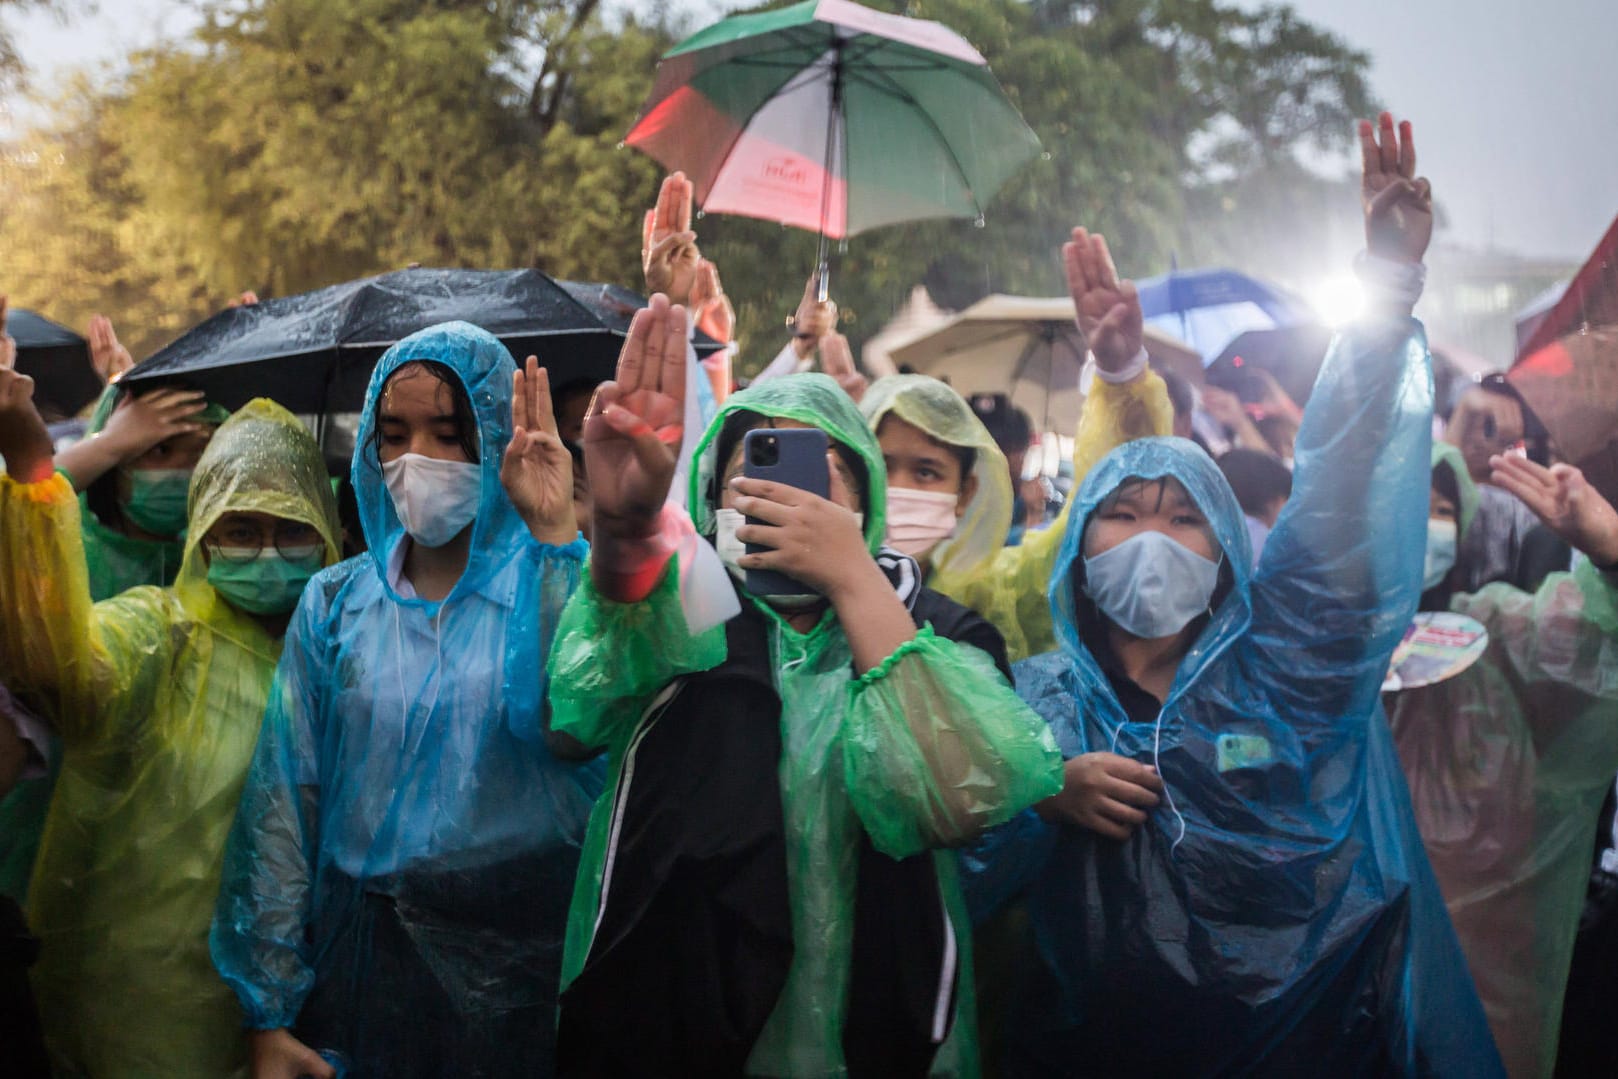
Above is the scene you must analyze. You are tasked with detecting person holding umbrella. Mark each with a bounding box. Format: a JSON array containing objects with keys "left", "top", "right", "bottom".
[
  {"left": 211, "top": 322, "right": 600, "bottom": 1078},
  {"left": 0, "top": 364, "right": 342, "bottom": 1076}
]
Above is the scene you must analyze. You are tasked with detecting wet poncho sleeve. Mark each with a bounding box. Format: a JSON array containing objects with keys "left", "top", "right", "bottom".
[
  {"left": 842, "top": 625, "right": 1063, "bottom": 860},
  {"left": 548, "top": 554, "right": 728, "bottom": 753},
  {"left": 0, "top": 473, "right": 171, "bottom": 736},
  {"left": 210, "top": 577, "right": 332, "bottom": 1030},
  {"left": 1247, "top": 320, "right": 1432, "bottom": 725},
  {"left": 932, "top": 371, "right": 1174, "bottom": 660}
]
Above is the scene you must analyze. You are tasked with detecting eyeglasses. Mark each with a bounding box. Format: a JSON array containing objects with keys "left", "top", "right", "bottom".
[{"left": 205, "top": 519, "right": 323, "bottom": 564}]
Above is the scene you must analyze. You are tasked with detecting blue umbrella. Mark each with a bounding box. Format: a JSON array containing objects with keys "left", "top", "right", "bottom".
[{"left": 1136, "top": 267, "right": 1313, "bottom": 364}]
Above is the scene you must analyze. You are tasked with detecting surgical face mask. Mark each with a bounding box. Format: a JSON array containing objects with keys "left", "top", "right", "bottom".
[
  {"left": 713, "top": 506, "right": 863, "bottom": 609},
  {"left": 207, "top": 545, "right": 324, "bottom": 616},
  {"left": 382, "top": 453, "right": 480, "bottom": 548},
  {"left": 123, "top": 468, "right": 192, "bottom": 536},
  {"left": 884, "top": 486, "right": 960, "bottom": 558},
  {"left": 1083, "top": 529, "right": 1221, "bottom": 639},
  {"left": 1424, "top": 518, "right": 1458, "bottom": 590}
]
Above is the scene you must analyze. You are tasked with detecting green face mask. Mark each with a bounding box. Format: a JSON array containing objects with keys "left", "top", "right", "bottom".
[
  {"left": 123, "top": 468, "right": 193, "bottom": 536},
  {"left": 206, "top": 545, "right": 324, "bottom": 616}
]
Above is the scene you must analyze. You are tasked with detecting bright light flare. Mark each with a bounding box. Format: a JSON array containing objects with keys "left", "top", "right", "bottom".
[{"left": 1309, "top": 275, "right": 1366, "bottom": 327}]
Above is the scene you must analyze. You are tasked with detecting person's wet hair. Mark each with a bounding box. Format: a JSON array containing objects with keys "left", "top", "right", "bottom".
[
  {"left": 1217, "top": 449, "right": 1293, "bottom": 518},
  {"left": 1476, "top": 373, "right": 1552, "bottom": 466},
  {"left": 371, "top": 360, "right": 480, "bottom": 464}
]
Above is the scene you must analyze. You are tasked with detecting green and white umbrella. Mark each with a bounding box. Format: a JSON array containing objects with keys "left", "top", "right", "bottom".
[{"left": 626, "top": 0, "right": 1041, "bottom": 292}]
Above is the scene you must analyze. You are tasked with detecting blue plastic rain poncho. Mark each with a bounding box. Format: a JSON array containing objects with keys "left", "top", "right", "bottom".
[
  {"left": 0, "top": 399, "right": 341, "bottom": 1077},
  {"left": 1387, "top": 442, "right": 1618, "bottom": 1077},
  {"left": 548, "top": 374, "right": 1063, "bottom": 1076},
  {"left": 965, "top": 320, "right": 1504, "bottom": 1076},
  {"left": 861, "top": 371, "right": 1174, "bottom": 662},
  {"left": 210, "top": 322, "right": 600, "bottom": 1077}
]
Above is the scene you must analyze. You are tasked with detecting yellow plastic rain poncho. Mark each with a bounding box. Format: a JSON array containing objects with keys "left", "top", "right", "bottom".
[
  {"left": 1387, "top": 442, "right": 1618, "bottom": 1078},
  {"left": 0, "top": 399, "right": 341, "bottom": 1077},
  {"left": 860, "top": 371, "right": 1174, "bottom": 661}
]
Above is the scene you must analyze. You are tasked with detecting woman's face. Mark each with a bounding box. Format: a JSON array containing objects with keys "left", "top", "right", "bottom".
[
  {"left": 718, "top": 418, "right": 863, "bottom": 515},
  {"left": 376, "top": 366, "right": 473, "bottom": 465},
  {"left": 1083, "top": 476, "right": 1217, "bottom": 562},
  {"left": 876, "top": 414, "right": 976, "bottom": 518}
]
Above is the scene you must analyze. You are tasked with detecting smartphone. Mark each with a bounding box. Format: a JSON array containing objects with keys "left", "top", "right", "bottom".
[{"left": 741, "top": 427, "right": 828, "bottom": 597}]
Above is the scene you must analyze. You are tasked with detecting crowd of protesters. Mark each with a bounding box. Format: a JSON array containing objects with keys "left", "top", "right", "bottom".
[{"left": 0, "top": 111, "right": 1615, "bottom": 1079}]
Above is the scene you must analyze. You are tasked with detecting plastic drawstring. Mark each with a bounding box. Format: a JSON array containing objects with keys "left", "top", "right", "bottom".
[{"left": 1152, "top": 706, "right": 1188, "bottom": 853}]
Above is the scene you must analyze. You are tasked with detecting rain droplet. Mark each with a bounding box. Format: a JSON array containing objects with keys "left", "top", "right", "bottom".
[
  {"left": 695, "top": 209, "right": 705, "bottom": 220},
  {"left": 616, "top": 141, "right": 626, "bottom": 150},
  {"left": 1041, "top": 151, "right": 1053, "bottom": 161},
  {"left": 973, "top": 215, "right": 987, "bottom": 229}
]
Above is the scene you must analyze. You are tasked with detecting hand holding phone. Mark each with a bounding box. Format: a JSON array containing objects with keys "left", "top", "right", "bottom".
[{"left": 741, "top": 427, "right": 829, "bottom": 597}]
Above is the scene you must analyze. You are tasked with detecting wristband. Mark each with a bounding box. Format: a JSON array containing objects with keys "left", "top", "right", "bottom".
[
  {"left": 593, "top": 504, "right": 691, "bottom": 603},
  {"left": 1090, "top": 345, "right": 1150, "bottom": 385},
  {"left": 1354, "top": 251, "right": 1426, "bottom": 309}
]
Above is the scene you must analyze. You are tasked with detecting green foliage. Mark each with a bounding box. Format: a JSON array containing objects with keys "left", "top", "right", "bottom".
[{"left": 1, "top": 0, "right": 1375, "bottom": 369}]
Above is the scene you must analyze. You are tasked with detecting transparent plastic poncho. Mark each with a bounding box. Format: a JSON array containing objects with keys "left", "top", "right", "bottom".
[
  {"left": 0, "top": 398, "right": 342, "bottom": 1076},
  {"left": 964, "top": 321, "right": 1504, "bottom": 1076},
  {"left": 1387, "top": 442, "right": 1618, "bottom": 1077},
  {"left": 862, "top": 371, "right": 1174, "bottom": 662},
  {"left": 210, "top": 322, "right": 601, "bottom": 1076},
  {"left": 549, "top": 373, "right": 1063, "bottom": 1076}
]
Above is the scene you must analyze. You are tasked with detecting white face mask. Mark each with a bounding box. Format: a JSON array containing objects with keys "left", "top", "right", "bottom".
[
  {"left": 382, "top": 453, "right": 481, "bottom": 548},
  {"left": 1424, "top": 518, "right": 1458, "bottom": 590},
  {"left": 713, "top": 506, "right": 863, "bottom": 608},
  {"left": 1083, "top": 529, "right": 1221, "bottom": 639},
  {"left": 884, "top": 486, "right": 960, "bottom": 558}
]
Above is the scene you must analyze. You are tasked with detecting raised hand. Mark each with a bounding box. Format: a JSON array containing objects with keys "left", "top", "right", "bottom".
[
  {"left": 1036, "top": 751, "right": 1164, "bottom": 841},
  {"left": 642, "top": 172, "right": 701, "bottom": 307},
  {"left": 789, "top": 273, "right": 838, "bottom": 359},
  {"left": 583, "top": 293, "right": 687, "bottom": 539},
  {"left": 689, "top": 259, "right": 735, "bottom": 344},
  {"left": 98, "top": 387, "right": 210, "bottom": 456},
  {"left": 1490, "top": 454, "right": 1618, "bottom": 567},
  {"left": 1359, "top": 112, "right": 1433, "bottom": 264},
  {"left": 501, "top": 356, "right": 577, "bottom": 545},
  {"left": 88, "top": 315, "right": 135, "bottom": 384},
  {"left": 1064, "top": 227, "right": 1144, "bottom": 375},
  {"left": 0, "top": 296, "right": 15, "bottom": 371},
  {"left": 0, "top": 365, "right": 56, "bottom": 483},
  {"left": 227, "top": 290, "right": 260, "bottom": 308},
  {"left": 819, "top": 332, "right": 867, "bottom": 404}
]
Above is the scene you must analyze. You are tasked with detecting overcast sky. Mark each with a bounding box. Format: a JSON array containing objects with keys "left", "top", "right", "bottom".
[{"left": 5, "top": 0, "right": 1613, "bottom": 262}]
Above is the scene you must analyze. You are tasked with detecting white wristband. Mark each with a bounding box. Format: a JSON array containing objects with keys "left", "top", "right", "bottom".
[
  {"left": 1090, "top": 345, "right": 1150, "bottom": 384},
  {"left": 1354, "top": 251, "right": 1426, "bottom": 309}
]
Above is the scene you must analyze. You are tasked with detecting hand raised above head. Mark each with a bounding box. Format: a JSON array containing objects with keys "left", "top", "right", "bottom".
[
  {"left": 1064, "top": 227, "right": 1143, "bottom": 376},
  {"left": 789, "top": 272, "right": 838, "bottom": 358},
  {"left": 87, "top": 314, "right": 136, "bottom": 384},
  {"left": 689, "top": 259, "right": 735, "bottom": 345},
  {"left": 583, "top": 293, "right": 688, "bottom": 539},
  {"left": 642, "top": 172, "right": 701, "bottom": 306},
  {"left": 819, "top": 332, "right": 867, "bottom": 404},
  {"left": 1359, "top": 112, "right": 1433, "bottom": 265},
  {"left": 0, "top": 365, "right": 55, "bottom": 482}
]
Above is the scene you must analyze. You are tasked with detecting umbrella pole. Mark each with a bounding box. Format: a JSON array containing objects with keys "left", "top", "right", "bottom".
[{"left": 815, "top": 41, "right": 845, "bottom": 304}]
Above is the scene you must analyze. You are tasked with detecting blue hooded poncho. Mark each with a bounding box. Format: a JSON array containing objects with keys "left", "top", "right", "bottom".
[
  {"left": 211, "top": 322, "right": 601, "bottom": 1077},
  {"left": 965, "top": 321, "right": 1504, "bottom": 1077}
]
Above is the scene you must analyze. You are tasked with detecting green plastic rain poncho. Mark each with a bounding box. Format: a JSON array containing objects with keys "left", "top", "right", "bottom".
[
  {"left": 210, "top": 323, "right": 600, "bottom": 1078},
  {"left": 0, "top": 399, "right": 341, "bottom": 1077},
  {"left": 861, "top": 371, "right": 1174, "bottom": 662},
  {"left": 549, "top": 373, "right": 1063, "bottom": 1076},
  {"left": 1386, "top": 441, "right": 1618, "bottom": 1077}
]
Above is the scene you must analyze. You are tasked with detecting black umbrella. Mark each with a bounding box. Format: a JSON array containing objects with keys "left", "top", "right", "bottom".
[
  {"left": 1205, "top": 324, "right": 1334, "bottom": 409},
  {"left": 121, "top": 268, "right": 721, "bottom": 414},
  {"left": 9, "top": 308, "right": 100, "bottom": 419}
]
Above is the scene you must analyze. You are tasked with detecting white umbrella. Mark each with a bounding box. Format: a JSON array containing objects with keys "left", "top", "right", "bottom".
[{"left": 886, "top": 293, "right": 1199, "bottom": 433}]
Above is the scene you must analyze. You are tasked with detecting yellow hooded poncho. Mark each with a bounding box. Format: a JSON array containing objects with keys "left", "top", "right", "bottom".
[
  {"left": 861, "top": 369, "right": 1175, "bottom": 660},
  {"left": 0, "top": 398, "right": 340, "bottom": 1077}
]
